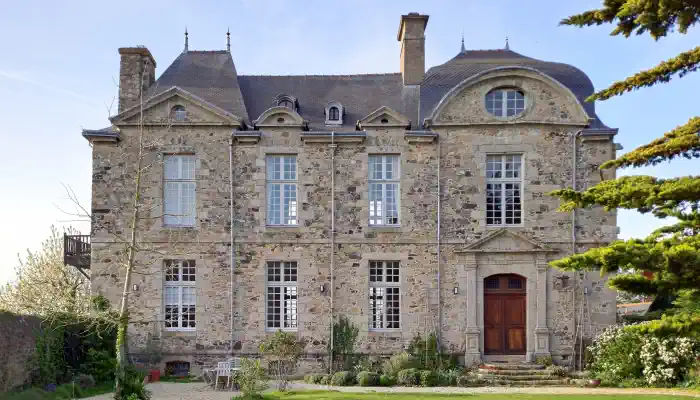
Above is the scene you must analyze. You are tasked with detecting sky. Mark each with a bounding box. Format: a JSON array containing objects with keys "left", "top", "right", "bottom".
[{"left": 0, "top": 0, "right": 698, "bottom": 285}]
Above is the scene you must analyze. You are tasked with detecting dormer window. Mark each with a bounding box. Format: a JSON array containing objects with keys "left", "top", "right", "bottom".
[
  {"left": 172, "top": 105, "right": 186, "bottom": 121},
  {"left": 325, "top": 101, "right": 344, "bottom": 125},
  {"left": 485, "top": 89, "right": 525, "bottom": 117},
  {"left": 275, "top": 94, "right": 298, "bottom": 112}
]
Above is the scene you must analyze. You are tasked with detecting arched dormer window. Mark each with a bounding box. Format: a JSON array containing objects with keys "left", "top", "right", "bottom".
[
  {"left": 325, "top": 101, "right": 344, "bottom": 125},
  {"left": 275, "top": 94, "right": 298, "bottom": 112},
  {"left": 485, "top": 89, "right": 525, "bottom": 117},
  {"left": 172, "top": 105, "right": 186, "bottom": 121}
]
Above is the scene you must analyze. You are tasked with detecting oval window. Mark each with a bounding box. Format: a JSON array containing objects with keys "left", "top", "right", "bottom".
[{"left": 485, "top": 89, "right": 525, "bottom": 117}]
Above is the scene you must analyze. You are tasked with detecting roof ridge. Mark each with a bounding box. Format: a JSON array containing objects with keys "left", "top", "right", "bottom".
[
  {"left": 239, "top": 72, "right": 400, "bottom": 78},
  {"left": 185, "top": 50, "right": 229, "bottom": 54}
]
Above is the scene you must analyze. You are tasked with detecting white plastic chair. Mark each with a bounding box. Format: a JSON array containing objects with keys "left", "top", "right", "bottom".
[{"left": 215, "top": 361, "right": 232, "bottom": 390}]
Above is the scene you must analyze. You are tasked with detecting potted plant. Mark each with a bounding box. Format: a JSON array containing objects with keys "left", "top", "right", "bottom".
[{"left": 145, "top": 334, "right": 163, "bottom": 382}]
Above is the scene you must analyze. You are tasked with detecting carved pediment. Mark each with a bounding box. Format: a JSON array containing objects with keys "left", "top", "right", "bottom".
[
  {"left": 111, "top": 86, "right": 243, "bottom": 126},
  {"left": 253, "top": 106, "right": 306, "bottom": 128},
  {"left": 359, "top": 106, "right": 410, "bottom": 128},
  {"left": 458, "top": 229, "right": 554, "bottom": 253}
]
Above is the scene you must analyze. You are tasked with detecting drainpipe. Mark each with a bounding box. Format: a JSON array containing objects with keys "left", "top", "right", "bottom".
[
  {"left": 436, "top": 135, "right": 442, "bottom": 348},
  {"left": 329, "top": 132, "right": 336, "bottom": 372},
  {"left": 229, "top": 136, "right": 236, "bottom": 354},
  {"left": 570, "top": 130, "right": 582, "bottom": 369}
]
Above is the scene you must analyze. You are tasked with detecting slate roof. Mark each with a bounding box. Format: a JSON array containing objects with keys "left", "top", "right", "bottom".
[
  {"left": 146, "top": 51, "right": 250, "bottom": 123},
  {"left": 421, "top": 49, "right": 611, "bottom": 129},
  {"left": 141, "top": 48, "right": 611, "bottom": 131},
  {"left": 238, "top": 74, "right": 419, "bottom": 130}
]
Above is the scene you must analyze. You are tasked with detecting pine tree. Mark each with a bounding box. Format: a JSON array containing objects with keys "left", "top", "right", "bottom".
[{"left": 550, "top": 0, "right": 700, "bottom": 335}]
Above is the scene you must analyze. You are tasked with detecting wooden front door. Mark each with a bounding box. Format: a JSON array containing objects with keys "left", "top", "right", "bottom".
[{"left": 483, "top": 274, "right": 526, "bottom": 355}]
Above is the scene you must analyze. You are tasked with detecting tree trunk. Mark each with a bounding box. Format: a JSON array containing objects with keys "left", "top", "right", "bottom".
[{"left": 114, "top": 87, "right": 146, "bottom": 399}]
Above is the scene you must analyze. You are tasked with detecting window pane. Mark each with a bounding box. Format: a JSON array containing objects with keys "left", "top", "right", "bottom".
[
  {"left": 386, "top": 288, "right": 400, "bottom": 329},
  {"left": 283, "top": 184, "right": 298, "bottom": 225},
  {"left": 164, "top": 156, "right": 179, "bottom": 180},
  {"left": 267, "top": 183, "right": 281, "bottom": 225},
  {"left": 486, "top": 156, "right": 502, "bottom": 179},
  {"left": 283, "top": 156, "right": 296, "bottom": 180},
  {"left": 267, "top": 287, "right": 281, "bottom": 328},
  {"left": 385, "top": 183, "right": 398, "bottom": 225},
  {"left": 486, "top": 183, "right": 503, "bottom": 225},
  {"left": 386, "top": 261, "right": 400, "bottom": 283},
  {"left": 267, "top": 262, "right": 281, "bottom": 282},
  {"left": 369, "top": 183, "right": 383, "bottom": 225},
  {"left": 369, "top": 156, "right": 383, "bottom": 180},
  {"left": 182, "top": 287, "right": 196, "bottom": 305},
  {"left": 284, "top": 262, "right": 298, "bottom": 282},
  {"left": 165, "top": 261, "right": 179, "bottom": 282},
  {"left": 369, "top": 287, "right": 385, "bottom": 329},
  {"left": 504, "top": 183, "right": 522, "bottom": 225},
  {"left": 182, "top": 260, "right": 196, "bottom": 282},
  {"left": 283, "top": 286, "right": 297, "bottom": 328}
]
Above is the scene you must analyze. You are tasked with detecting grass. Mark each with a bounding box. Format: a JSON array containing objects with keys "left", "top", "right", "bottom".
[
  {"left": 231, "top": 392, "right": 694, "bottom": 400},
  {"left": 0, "top": 381, "right": 113, "bottom": 400}
]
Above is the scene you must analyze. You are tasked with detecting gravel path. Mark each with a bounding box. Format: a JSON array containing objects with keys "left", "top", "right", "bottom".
[{"left": 83, "top": 381, "right": 700, "bottom": 399}]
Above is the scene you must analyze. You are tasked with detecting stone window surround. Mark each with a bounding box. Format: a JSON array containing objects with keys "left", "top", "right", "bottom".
[
  {"left": 360, "top": 252, "right": 409, "bottom": 336},
  {"left": 479, "top": 83, "right": 533, "bottom": 122},
  {"left": 368, "top": 260, "right": 402, "bottom": 331},
  {"left": 325, "top": 101, "right": 344, "bottom": 126},
  {"left": 265, "top": 260, "right": 299, "bottom": 332},
  {"left": 162, "top": 151, "right": 198, "bottom": 229},
  {"left": 460, "top": 251, "right": 551, "bottom": 364},
  {"left": 259, "top": 250, "right": 309, "bottom": 335},
  {"left": 368, "top": 154, "right": 401, "bottom": 227},
  {"left": 163, "top": 259, "right": 197, "bottom": 332},
  {"left": 258, "top": 147, "right": 304, "bottom": 232},
  {"left": 478, "top": 144, "right": 533, "bottom": 230},
  {"left": 485, "top": 153, "right": 524, "bottom": 227},
  {"left": 265, "top": 154, "right": 299, "bottom": 227}
]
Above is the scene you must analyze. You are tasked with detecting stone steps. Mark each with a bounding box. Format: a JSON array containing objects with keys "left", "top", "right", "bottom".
[
  {"left": 475, "top": 378, "right": 570, "bottom": 386},
  {"left": 477, "top": 373, "right": 560, "bottom": 381},
  {"left": 477, "top": 368, "right": 552, "bottom": 376},
  {"left": 481, "top": 363, "right": 545, "bottom": 370}
]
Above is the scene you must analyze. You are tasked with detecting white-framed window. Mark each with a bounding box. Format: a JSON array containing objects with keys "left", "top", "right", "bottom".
[
  {"left": 485, "top": 89, "right": 525, "bottom": 117},
  {"left": 164, "top": 259, "right": 196, "bottom": 331},
  {"left": 369, "top": 261, "right": 401, "bottom": 330},
  {"left": 164, "top": 155, "right": 196, "bottom": 227},
  {"left": 486, "top": 154, "right": 523, "bottom": 226},
  {"left": 171, "top": 105, "right": 186, "bottom": 121},
  {"left": 266, "top": 155, "right": 298, "bottom": 226},
  {"left": 369, "top": 155, "right": 400, "bottom": 226},
  {"left": 266, "top": 261, "right": 298, "bottom": 331}
]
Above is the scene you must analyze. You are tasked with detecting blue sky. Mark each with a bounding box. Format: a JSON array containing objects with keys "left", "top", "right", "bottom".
[{"left": 0, "top": 0, "right": 698, "bottom": 284}]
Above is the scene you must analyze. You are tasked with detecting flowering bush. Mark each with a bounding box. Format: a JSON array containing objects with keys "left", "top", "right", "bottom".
[
  {"left": 588, "top": 324, "right": 698, "bottom": 386},
  {"left": 640, "top": 336, "right": 696, "bottom": 385},
  {"left": 588, "top": 325, "right": 643, "bottom": 383}
]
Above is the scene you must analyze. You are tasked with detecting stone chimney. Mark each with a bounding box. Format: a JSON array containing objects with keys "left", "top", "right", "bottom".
[
  {"left": 397, "top": 13, "right": 429, "bottom": 86},
  {"left": 118, "top": 47, "right": 156, "bottom": 113}
]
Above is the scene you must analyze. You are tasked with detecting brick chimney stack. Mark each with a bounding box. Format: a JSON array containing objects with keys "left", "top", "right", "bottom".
[
  {"left": 397, "top": 13, "right": 429, "bottom": 86},
  {"left": 118, "top": 47, "right": 156, "bottom": 113}
]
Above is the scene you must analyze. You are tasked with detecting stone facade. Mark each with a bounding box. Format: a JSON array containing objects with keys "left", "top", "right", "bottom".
[{"left": 85, "top": 13, "right": 617, "bottom": 374}]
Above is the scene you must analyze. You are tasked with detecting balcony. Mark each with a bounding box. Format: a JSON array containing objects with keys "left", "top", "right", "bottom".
[{"left": 64, "top": 234, "right": 91, "bottom": 270}]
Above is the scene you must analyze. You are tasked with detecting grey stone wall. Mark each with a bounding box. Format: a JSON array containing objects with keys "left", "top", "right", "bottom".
[{"left": 89, "top": 69, "right": 616, "bottom": 373}]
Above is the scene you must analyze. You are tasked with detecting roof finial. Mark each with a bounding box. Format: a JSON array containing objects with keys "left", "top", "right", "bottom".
[
  {"left": 184, "top": 27, "right": 189, "bottom": 53},
  {"left": 505, "top": 36, "right": 510, "bottom": 50},
  {"left": 460, "top": 30, "right": 466, "bottom": 53},
  {"left": 226, "top": 27, "right": 231, "bottom": 52}
]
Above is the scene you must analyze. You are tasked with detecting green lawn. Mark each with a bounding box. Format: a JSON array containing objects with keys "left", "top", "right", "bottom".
[{"left": 237, "top": 391, "right": 692, "bottom": 400}]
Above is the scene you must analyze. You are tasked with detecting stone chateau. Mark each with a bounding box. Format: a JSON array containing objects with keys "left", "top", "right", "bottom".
[{"left": 78, "top": 13, "right": 617, "bottom": 374}]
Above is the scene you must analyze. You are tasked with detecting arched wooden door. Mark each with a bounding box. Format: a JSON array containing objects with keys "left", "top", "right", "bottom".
[{"left": 484, "top": 274, "right": 526, "bottom": 355}]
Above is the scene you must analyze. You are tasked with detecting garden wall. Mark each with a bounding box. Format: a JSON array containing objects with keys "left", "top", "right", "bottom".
[{"left": 0, "top": 312, "right": 42, "bottom": 392}]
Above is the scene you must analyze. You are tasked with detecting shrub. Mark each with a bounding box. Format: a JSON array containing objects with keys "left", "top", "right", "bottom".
[
  {"left": 588, "top": 325, "right": 644, "bottom": 384},
  {"left": 419, "top": 370, "right": 439, "bottom": 387},
  {"left": 82, "top": 349, "right": 116, "bottom": 383},
  {"left": 330, "top": 371, "right": 354, "bottom": 386},
  {"left": 382, "top": 352, "right": 413, "bottom": 377},
  {"left": 259, "top": 330, "right": 305, "bottom": 391},
  {"left": 52, "top": 385, "right": 72, "bottom": 399},
  {"left": 379, "top": 374, "right": 395, "bottom": 387},
  {"left": 74, "top": 373, "right": 96, "bottom": 389},
  {"left": 396, "top": 368, "right": 419, "bottom": 386},
  {"left": 437, "top": 369, "right": 460, "bottom": 386},
  {"left": 535, "top": 356, "right": 553, "bottom": 367},
  {"left": 640, "top": 335, "right": 697, "bottom": 385},
  {"left": 356, "top": 371, "right": 379, "bottom": 386},
  {"left": 352, "top": 356, "right": 383, "bottom": 374},
  {"left": 457, "top": 375, "right": 475, "bottom": 387},
  {"left": 11, "top": 388, "right": 49, "bottom": 400},
  {"left": 117, "top": 369, "right": 151, "bottom": 400},
  {"left": 546, "top": 365, "right": 569, "bottom": 377},
  {"left": 319, "top": 374, "right": 331, "bottom": 385},
  {"left": 235, "top": 358, "right": 267, "bottom": 396}
]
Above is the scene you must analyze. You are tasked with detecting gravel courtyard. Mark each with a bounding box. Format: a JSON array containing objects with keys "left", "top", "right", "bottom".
[{"left": 83, "top": 382, "right": 700, "bottom": 400}]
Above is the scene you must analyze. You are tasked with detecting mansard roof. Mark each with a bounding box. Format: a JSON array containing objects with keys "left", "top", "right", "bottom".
[
  {"left": 238, "top": 74, "right": 418, "bottom": 130},
  {"left": 140, "top": 47, "right": 611, "bottom": 131},
  {"left": 421, "top": 48, "right": 611, "bottom": 129}
]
